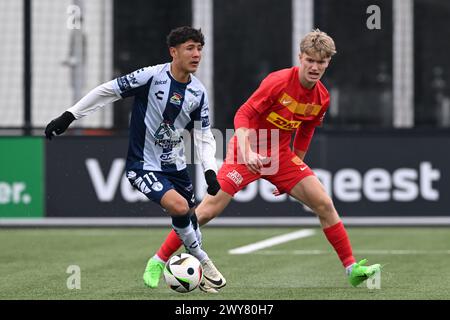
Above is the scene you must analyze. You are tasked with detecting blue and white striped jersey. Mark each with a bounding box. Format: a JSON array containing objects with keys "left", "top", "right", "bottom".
[{"left": 111, "top": 63, "right": 211, "bottom": 172}]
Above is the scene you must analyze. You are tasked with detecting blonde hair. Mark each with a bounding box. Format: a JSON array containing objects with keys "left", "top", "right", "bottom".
[{"left": 300, "top": 29, "right": 336, "bottom": 59}]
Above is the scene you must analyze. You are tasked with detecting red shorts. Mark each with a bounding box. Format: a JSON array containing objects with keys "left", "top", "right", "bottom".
[{"left": 217, "top": 152, "right": 315, "bottom": 196}]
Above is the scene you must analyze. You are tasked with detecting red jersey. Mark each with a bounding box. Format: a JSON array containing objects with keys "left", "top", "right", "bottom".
[{"left": 232, "top": 66, "right": 330, "bottom": 158}]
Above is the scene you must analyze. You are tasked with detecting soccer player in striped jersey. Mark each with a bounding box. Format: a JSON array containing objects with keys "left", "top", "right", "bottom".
[
  {"left": 147, "top": 29, "right": 381, "bottom": 293},
  {"left": 44, "top": 26, "right": 226, "bottom": 292}
]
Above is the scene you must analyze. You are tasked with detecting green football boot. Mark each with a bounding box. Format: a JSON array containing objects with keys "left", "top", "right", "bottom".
[
  {"left": 348, "top": 259, "right": 381, "bottom": 287},
  {"left": 143, "top": 257, "right": 165, "bottom": 288}
]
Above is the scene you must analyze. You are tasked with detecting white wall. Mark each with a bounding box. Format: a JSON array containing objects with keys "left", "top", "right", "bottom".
[
  {"left": 0, "top": 0, "right": 24, "bottom": 127},
  {"left": 31, "top": 0, "right": 113, "bottom": 128}
]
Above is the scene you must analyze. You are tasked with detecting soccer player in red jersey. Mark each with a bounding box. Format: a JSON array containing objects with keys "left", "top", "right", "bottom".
[{"left": 145, "top": 29, "right": 381, "bottom": 292}]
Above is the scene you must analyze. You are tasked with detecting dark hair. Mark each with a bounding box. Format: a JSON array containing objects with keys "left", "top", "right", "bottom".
[{"left": 166, "top": 26, "right": 205, "bottom": 47}]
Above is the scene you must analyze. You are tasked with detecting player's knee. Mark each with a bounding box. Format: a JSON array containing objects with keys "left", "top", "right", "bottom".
[
  {"left": 167, "top": 199, "right": 190, "bottom": 216},
  {"left": 311, "top": 197, "right": 335, "bottom": 216}
]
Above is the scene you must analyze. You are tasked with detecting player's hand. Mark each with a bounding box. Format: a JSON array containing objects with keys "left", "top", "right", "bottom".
[
  {"left": 272, "top": 188, "right": 283, "bottom": 196},
  {"left": 245, "top": 150, "right": 266, "bottom": 174},
  {"left": 44, "top": 111, "right": 76, "bottom": 140},
  {"left": 204, "top": 170, "right": 221, "bottom": 195}
]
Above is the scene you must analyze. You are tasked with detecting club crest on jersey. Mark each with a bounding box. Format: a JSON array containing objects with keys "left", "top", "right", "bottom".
[
  {"left": 184, "top": 99, "right": 197, "bottom": 113},
  {"left": 154, "top": 122, "right": 183, "bottom": 148},
  {"left": 170, "top": 92, "right": 183, "bottom": 105},
  {"left": 304, "top": 104, "right": 315, "bottom": 116},
  {"left": 278, "top": 93, "right": 322, "bottom": 116}
]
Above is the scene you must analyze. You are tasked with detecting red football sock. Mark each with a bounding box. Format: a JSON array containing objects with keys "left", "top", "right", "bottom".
[
  {"left": 323, "top": 221, "right": 356, "bottom": 268},
  {"left": 156, "top": 229, "right": 183, "bottom": 262}
]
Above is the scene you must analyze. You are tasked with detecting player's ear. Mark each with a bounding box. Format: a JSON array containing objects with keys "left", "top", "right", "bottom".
[{"left": 169, "top": 46, "right": 178, "bottom": 59}]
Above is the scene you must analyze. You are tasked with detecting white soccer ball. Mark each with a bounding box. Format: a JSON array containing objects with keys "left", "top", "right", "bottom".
[{"left": 163, "top": 253, "right": 203, "bottom": 293}]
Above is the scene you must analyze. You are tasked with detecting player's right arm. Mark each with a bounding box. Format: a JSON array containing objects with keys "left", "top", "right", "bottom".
[
  {"left": 234, "top": 128, "right": 266, "bottom": 174},
  {"left": 44, "top": 66, "right": 157, "bottom": 140},
  {"left": 234, "top": 73, "right": 281, "bottom": 174}
]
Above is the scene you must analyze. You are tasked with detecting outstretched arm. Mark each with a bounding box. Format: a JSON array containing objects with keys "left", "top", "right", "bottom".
[
  {"left": 44, "top": 80, "right": 120, "bottom": 140},
  {"left": 45, "top": 65, "right": 157, "bottom": 140}
]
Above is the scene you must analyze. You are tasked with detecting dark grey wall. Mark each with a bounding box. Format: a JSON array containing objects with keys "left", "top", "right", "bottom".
[{"left": 45, "top": 132, "right": 449, "bottom": 217}]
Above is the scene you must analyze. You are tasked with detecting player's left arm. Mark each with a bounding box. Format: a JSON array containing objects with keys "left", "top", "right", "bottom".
[
  {"left": 294, "top": 148, "right": 307, "bottom": 161},
  {"left": 273, "top": 116, "right": 321, "bottom": 197},
  {"left": 292, "top": 98, "right": 329, "bottom": 160},
  {"left": 192, "top": 92, "right": 220, "bottom": 195},
  {"left": 293, "top": 121, "right": 316, "bottom": 161}
]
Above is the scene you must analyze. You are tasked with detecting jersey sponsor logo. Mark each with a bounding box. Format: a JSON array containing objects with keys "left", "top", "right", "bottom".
[
  {"left": 154, "top": 122, "right": 183, "bottom": 148},
  {"left": 160, "top": 152, "right": 176, "bottom": 163},
  {"left": 266, "top": 112, "right": 302, "bottom": 131},
  {"left": 155, "top": 91, "right": 164, "bottom": 100},
  {"left": 170, "top": 92, "right": 183, "bottom": 105},
  {"left": 154, "top": 79, "right": 168, "bottom": 85},
  {"left": 226, "top": 170, "right": 243, "bottom": 186},
  {"left": 278, "top": 93, "right": 322, "bottom": 116}
]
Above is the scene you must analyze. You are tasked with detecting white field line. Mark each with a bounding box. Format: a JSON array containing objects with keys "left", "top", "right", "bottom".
[
  {"left": 228, "top": 229, "right": 316, "bottom": 255},
  {"left": 252, "top": 249, "right": 450, "bottom": 255}
]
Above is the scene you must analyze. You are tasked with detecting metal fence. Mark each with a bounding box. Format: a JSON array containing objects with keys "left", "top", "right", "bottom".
[{"left": 1, "top": 0, "right": 450, "bottom": 133}]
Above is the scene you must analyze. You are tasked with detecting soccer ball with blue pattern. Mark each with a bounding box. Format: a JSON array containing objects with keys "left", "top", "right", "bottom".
[{"left": 163, "top": 253, "right": 203, "bottom": 293}]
